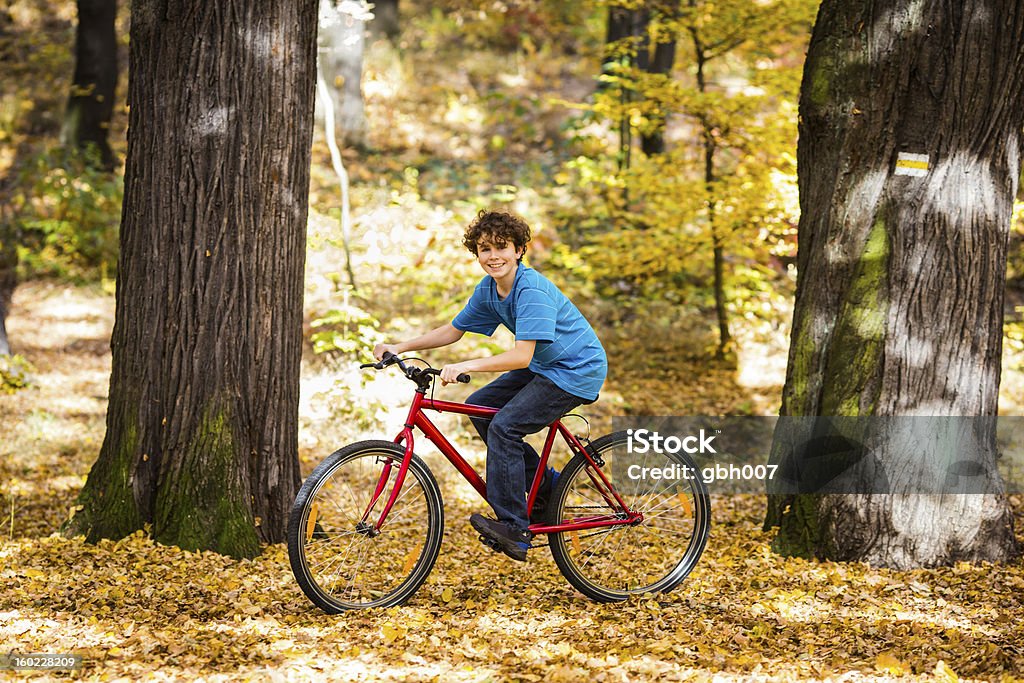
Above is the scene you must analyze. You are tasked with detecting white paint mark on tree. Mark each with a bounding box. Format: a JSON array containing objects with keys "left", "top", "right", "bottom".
[
  {"left": 193, "top": 106, "right": 234, "bottom": 137},
  {"left": 894, "top": 152, "right": 929, "bottom": 176}
]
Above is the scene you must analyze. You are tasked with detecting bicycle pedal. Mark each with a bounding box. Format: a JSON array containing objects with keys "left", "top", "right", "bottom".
[{"left": 478, "top": 535, "right": 501, "bottom": 551}]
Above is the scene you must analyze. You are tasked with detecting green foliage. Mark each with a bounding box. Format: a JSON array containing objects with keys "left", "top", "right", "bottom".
[
  {"left": 1007, "top": 199, "right": 1024, "bottom": 282},
  {"left": 12, "top": 147, "right": 122, "bottom": 281},
  {"left": 0, "top": 354, "right": 34, "bottom": 394},
  {"left": 552, "top": 0, "right": 812, "bottom": 333},
  {"left": 1005, "top": 314, "right": 1024, "bottom": 373},
  {"left": 408, "top": 0, "right": 601, "bottom": 53},
  {"left": 310, "top": 296, "right": 385, "bottom": 356}
]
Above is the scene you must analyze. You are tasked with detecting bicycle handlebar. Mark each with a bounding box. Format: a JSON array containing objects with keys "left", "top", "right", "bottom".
[{"left": 360, "top": 352, "right": 470, "bottom": 384}]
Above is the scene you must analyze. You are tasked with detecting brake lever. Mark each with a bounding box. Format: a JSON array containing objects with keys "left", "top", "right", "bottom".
[{"left": 360, "top": 351, "right": 399, "bottom": 371}]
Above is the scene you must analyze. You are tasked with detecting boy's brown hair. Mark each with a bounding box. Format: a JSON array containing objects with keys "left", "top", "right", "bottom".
[{"left": 462, "top": 210, "right": 531, "bottom": 262}]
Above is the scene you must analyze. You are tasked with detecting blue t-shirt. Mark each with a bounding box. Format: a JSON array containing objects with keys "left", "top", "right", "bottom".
[{"left": 451, "top": 265, "right": 607, "bottom": 401}]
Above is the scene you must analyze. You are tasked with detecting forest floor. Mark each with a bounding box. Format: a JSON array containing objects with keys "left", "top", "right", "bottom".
[{"left": 2, "top": 281, "right": 1024, "bottom": 682}]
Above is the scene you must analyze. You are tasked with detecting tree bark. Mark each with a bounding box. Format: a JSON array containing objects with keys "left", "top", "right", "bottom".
[
  {"left": 603, "top": 5, "right": 651, "bottom": 171},
  {"left": 62, "top": 0, "right": 118, "bottom": 170},
  {"left": 766, "top": 0, "right": 1023, "bottom": 568},
  {"left": 0, "top": 217, "right": 14, "bottom": 356},
  {"left": 0, "top": 163, "right": 17, "bottom": 355},
  {"left": 641, "top": 1, "right": 680, "bottom": 156},
  {"left": 68, "top": 0, "right": 318, "bottom": 558}
]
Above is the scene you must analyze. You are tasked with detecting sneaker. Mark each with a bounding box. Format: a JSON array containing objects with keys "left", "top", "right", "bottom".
[
  {"left": 470, "top": 514, "right": 532, "bottom": 562},
  {"left": 529, "top": 467, "right": 560, "bottom": 523}
]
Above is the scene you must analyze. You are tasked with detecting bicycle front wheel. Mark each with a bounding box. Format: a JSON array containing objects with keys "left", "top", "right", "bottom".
[
  {"left": 548, "top": 430, "right": 710, "bottom": 602},
  {"left": 287, "top": 440, "right": 444, "bottom": 612}
]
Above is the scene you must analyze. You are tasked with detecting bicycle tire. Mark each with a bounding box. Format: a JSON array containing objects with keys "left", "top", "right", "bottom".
[
  {"left": 287, "top": 440, "right": 444, "bottom": 612},
  {"left": 547, "top": 430, "right": 710, "bottom": 602}
]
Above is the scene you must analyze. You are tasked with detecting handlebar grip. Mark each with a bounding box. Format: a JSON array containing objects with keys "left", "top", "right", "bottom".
[{"left": 457, "top": 374, "right": 471, "bottom": 384}]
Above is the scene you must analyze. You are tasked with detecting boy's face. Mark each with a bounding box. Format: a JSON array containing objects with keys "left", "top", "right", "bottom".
[{"left": 475, "top": 235, "right": 522, "bottom": 280}]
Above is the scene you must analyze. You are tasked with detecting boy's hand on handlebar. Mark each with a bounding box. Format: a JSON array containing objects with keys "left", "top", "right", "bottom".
[
  {"left": 440, "top": 362, "right": 471, "bottom": 385},
  {"left": 373, "top": 343, "right": 401, "bottom": 361}
]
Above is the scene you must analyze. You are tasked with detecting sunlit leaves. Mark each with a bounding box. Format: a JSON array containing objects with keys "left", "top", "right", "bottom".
[
  {"left": 2, "top": 496, "right": 1023, "bottom": 679},
  {"left": 555, "top": 0, "right": 815, "bottom": 332}
]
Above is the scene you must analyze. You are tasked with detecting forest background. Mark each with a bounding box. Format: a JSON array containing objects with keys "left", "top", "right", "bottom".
[{"left": 1, "top": 0, "right": 1023, "bottom": 680}]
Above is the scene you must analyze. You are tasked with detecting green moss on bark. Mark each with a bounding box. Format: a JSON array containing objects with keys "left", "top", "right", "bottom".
[
  {"left": 783, "top": 306, "right": 815, "bottom": 415},
  {"left": 65, "top": 414, "right": 143, "bottom": 541},
  {"left": 807, "top": 53, "right": 834, "bottom": 108},
  {"left": 771, "top": 494, "right": 832, "bottom": 558},
  {"left": 821, "top": 213, "right": 889, "bottom": 416},
  {"left": 771, "top": 215, "right": 889, "bottom": 555},
  {"left": 154, "top": 403, "right": 260, "bottom": 559}
]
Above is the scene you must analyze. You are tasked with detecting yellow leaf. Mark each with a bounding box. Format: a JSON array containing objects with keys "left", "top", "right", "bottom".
[
  {"left": 403, "top": 550, "right": 418, "bottom": 573},
  {"left": 875, "top": 652, "right": 905, "bottom": 675},
  {"left": 382, "top": 623, "right": 399, "bottom": 644},
  {"left": 934, "top": 660, "right": 959, "bottom": 682},
  {"left": 441, "top": 587, "right": 454, "bottom": 603}
]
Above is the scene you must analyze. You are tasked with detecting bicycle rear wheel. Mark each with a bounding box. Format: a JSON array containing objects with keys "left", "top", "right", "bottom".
[
  {"left": 287, "top": 440, "right": 444, "bottom": 612},
  {"left": 547, "top": 430, "right": 710, "bottom": 602}
]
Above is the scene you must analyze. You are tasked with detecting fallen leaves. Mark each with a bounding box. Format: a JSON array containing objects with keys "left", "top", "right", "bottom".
[
  {"left": 5, "top": 287, "right": 1024, "bottom": 681},
  {"left": 9, "top": 494, "right": 1020, "bottom": 681}
]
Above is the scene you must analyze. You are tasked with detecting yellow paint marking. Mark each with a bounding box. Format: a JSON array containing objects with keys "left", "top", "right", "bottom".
[{"left": 894, "top": 152, "right": 929, "bottom": 177}]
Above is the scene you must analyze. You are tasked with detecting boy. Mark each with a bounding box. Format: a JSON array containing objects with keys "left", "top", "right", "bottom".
[{"left": 373, "top": 210, "right": 607, "bottom": 561}]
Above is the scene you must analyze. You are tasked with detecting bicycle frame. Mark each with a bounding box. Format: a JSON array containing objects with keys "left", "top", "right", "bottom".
[{"left": 363, "top": 387, "right": 643, "bottom": 535}]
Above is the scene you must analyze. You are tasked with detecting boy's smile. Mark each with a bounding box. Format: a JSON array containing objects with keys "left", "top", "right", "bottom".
[{"left": 476, "top": 237, "right": 522, "bottom": 295}]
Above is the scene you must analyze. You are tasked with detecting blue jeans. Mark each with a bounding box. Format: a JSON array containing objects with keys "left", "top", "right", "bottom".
[{"left": 467, "top": 369, "right": 587, "bottom": 531}]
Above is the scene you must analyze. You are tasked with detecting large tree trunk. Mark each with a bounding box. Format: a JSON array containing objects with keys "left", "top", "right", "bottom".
[
  {"left": 765, "top": 0, "right": 1023, "bottom": 568},
  {"left": 62, "top": 0, "right": 118, "bottom": 170},
  {"left": 67, "top": 0, "right": 318, "bottom": 558}
]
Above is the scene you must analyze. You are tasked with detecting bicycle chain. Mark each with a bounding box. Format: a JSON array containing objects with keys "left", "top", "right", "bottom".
[{"left": 530, "top": 506, "right": 630, "bottom": 548}]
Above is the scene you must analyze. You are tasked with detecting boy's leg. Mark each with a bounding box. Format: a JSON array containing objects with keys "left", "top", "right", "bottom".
[
  {"left": 466, "top": 369, "right": 543, "bottom": 483},
  {"left": 483, "top": 374, "right": 583, "bottom": 531}
]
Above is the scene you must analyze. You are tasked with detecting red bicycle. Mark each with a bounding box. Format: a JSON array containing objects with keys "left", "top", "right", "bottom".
[{"left": 287, "top": 353, "right": 710, "bottom": 612}]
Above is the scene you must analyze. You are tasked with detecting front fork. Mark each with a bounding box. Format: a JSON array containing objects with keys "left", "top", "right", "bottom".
[{"left": 354, "top": 427, "right": 416, "bottom": 534}]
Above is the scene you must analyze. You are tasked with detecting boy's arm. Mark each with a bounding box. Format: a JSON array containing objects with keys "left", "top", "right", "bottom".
[
  {"left": 439, "top": 340, "right": 536, "bottom": 383},
  {"left": 374, "top": 323, "right": 465, "bottom": 360}
]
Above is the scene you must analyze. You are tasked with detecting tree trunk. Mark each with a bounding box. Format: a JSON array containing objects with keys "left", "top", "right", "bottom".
[
  {"left": 640, "top": 1, "right": 680, "bottom": 156},
  {"left": 62, "top": 0, "right": 118, "bottom": 170},
  {"left": 765, "top": 0, "right": 1023, "bottom": 568},
  {"left": 0, "top": 161, "right": 17, "bottom": 355},
  {"left": 318, "top": 0, "right": 369, "bottom": 149},
  {"left": 603, "top": 5, "right": 642, "bottom": 79},
  {"left": 0, "top": 221, "right": 14, "bottom": 356},
  {"left": 67, "top": 0, "right": 318, "bottom": 558},
  {"left": 368, "top": 0, "right": 399, "bottom": 42},
  {"left": 693, "top": 42, "right": 732, "bottom": 356}
]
